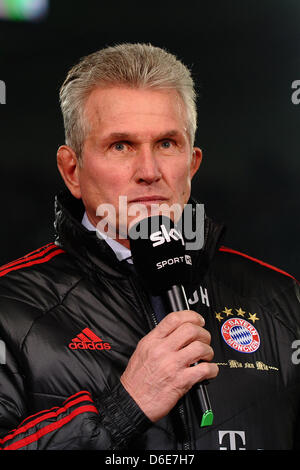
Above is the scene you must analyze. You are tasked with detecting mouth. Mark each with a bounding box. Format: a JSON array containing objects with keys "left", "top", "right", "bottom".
[
  {"left": 127, "top": 196, "right": 182, "bottom": 224},
  {"left": 129, "top": 196, "right": 168, "bottom": 204}
]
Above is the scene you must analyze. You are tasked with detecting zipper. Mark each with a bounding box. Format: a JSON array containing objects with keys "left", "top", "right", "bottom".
[
  {"left": 129, "top": 277, "right": 192, "bottom": 450},
  {"left": 129, "top": 276, "right": 158, "bottom": 329},
  {"left": 178, "top": 402, "right": 192, "bottom": 451}
]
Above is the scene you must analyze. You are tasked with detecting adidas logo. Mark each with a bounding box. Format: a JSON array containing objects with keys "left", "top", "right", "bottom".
[{"left": 68, "top": 327, "right": 111, "bottom": 350}]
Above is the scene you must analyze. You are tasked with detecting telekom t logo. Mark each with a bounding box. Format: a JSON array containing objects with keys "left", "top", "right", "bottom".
[{"left": 218, "top": 430, "right": 246, "bottom": 450}]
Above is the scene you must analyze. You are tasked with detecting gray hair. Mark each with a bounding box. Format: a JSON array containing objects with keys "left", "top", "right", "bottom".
[{"left": 59, "top": 43, "right": 197, "bottom": 163}]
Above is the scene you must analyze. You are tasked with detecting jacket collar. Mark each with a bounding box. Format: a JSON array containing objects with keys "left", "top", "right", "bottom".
[{"left": 54, "top": 190, "right": 226, "bottom": 282}]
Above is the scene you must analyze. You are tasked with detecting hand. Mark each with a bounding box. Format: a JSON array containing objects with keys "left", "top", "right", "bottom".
[{"left": 120, "top": 310, "right": 218, "bottom": 422}]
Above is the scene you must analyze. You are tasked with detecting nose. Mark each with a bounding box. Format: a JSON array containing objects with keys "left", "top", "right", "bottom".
[{"left": 134, "top": 145, "right": 162, "bottom": 184}]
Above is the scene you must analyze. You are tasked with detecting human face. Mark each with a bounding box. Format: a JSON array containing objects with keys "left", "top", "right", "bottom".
[{"left": 61, "top": 86, "right": 201, "bottom": 247}]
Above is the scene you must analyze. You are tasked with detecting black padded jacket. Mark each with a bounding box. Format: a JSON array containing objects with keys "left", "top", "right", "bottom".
[{"left": 0, "top": 191, "right": 299, "bottom": 450}]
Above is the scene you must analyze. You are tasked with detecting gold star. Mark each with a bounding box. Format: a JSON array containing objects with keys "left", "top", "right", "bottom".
[
  {"left": 222, "top": 307, "right": 233, "bottom": 316},
  {"left": 215, "top": 312, "right": 224, "bottom": 322},
  {"left": 236, "top": 307, "right": 246, "bottom": 317},
  {"left": 248, "top": 312, "right": 259, "bottom": 323}
]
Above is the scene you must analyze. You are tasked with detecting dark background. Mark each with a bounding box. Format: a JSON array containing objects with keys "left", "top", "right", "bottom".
[{"left": 0, "top": 0, "right": 299, "bottom": 279}]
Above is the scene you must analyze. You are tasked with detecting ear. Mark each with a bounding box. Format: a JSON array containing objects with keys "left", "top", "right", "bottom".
[
  {"left": 57, "top": 145, "right": 82, "bottom": 199},
  {"left": 190, "top": 147, "right": 202, "bottom": 178}
]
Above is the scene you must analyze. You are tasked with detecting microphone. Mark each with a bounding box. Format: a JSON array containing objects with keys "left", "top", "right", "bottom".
[{"left": 128, "top": 215, "right": 214, "bottom": 427}]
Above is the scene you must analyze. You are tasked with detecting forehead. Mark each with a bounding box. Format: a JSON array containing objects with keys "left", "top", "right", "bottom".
[{"left": 83, "top": 86, "right": 189, "bottom": 138}]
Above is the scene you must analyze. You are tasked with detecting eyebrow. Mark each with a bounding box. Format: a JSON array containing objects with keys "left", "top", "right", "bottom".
[{"left": 103, "top": 129, "right": 184, "bottom": 142}]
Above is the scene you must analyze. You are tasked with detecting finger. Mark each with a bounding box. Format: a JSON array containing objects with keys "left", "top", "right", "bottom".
[
  {"left": 163, "top": 322, "right": 211, "bottom": 352},
  {"left": 153, "top": 310, "right": 205, "bottom": 339},
  {"left": 176, "top": 341, "right": 215, "bottom": 367},
  {"left": 182, "top": 361, "right": 219, "bottom": 388}
]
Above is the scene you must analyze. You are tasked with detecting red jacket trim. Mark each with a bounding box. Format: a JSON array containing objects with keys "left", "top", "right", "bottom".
[
  {"left": 0, "top": 243, "right": 64, "bottom": 278},
  {"left": 4, "top": 405, "right": 98, "bottom": 450},
  {"left": 1, "top": 391, "right": 98, "bottom": 450},
  {"left": 219, "top": 245, "right": 297, "bottom": 281}
]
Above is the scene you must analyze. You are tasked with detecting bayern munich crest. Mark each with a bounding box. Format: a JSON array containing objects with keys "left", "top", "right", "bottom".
[{"left": 221, "top": 318, "right": 260, "bottom": 353}]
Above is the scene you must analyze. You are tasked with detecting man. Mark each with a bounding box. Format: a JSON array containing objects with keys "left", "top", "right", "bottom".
[{"left": 0, "top": 43, "right": 299, "bottom": 450}]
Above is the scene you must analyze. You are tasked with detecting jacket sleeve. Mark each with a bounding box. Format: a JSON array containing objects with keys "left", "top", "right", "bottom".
[{"left": 0, "top": 343, "right": 150, "bottom": 450}]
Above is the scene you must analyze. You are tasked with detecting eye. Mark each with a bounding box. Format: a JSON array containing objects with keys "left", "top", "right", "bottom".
[
  {"left": 113, "top": 142, "right": 127, "bottom": 151},
  {"left": 160, "top": 140, "right": 174, "bottom": 149}
]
